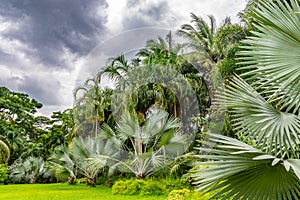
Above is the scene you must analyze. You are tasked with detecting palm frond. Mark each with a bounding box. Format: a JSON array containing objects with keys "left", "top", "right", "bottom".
[
  {"left": 238, "top": 0, "right": 300, "bottom": 114},
  {"left": 222, "top": 76, "right": 300, "bottom": 158},
  {"left": 194, "top": 134, "right": 300, "bottom": 200}
]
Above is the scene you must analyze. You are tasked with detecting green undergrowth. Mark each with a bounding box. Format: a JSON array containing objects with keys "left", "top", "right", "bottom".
[
  {"left": 112, "top": 178, "right": 191, "bottom": 196},
  {"left": 112, "top": 179, "right": 232, "bottom": 200}
]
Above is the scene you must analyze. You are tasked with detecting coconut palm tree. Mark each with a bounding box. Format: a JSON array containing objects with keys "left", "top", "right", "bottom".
[
  {"left": 109, "top": 32, "right": 210, "bottom": 123},
  {"left": 137, "top": 31, "right": 184, "bottom": 66},
  {"left": 178, "top": 13, "right": 248, "bottom": 76},
  {"left": 101, "top": 54, "right": 131, "bottom": 83},
  {"left": 178, "top": 13, "right": 219, "bottom": 63},
  {"left": 193, "top": 0, "right": 300, "bottom": 199}
]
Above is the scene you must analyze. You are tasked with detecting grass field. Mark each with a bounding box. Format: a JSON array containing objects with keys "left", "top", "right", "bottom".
[{"left": 0, "top": 183, "right": 168, "bottom": 200}]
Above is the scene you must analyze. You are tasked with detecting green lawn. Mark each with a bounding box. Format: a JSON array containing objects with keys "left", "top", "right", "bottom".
[{"left": 0, "top": 183, "right": 168, "bottom": 200}]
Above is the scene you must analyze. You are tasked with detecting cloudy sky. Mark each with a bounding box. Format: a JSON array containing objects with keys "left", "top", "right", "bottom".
[{"left": 0, "top": 0, "right": 247, "bottom": 116}]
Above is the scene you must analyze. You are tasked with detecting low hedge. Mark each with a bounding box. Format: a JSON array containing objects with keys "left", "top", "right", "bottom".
[{"left": 112, "top": 178, "right": 190, "bottom": 196}]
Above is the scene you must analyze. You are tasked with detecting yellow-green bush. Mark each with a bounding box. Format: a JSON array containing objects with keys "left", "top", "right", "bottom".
[
  {"left": 112, "top": 179, "right": 167, "bottom": 196},
  {"left": 0, "top": 164, "right": 8, "bottom": 183},
  {"left": 112, "top": 180, "right": 129, "bottom": 195},
  {"left": 168, "top": 189, "right": 191, "bottom": 200},
  {"left": 139, "top": 180, "right": 164, "bottom": 196},
  {"left": 167, "top": 189, "right": 225, "bottom": 200}
]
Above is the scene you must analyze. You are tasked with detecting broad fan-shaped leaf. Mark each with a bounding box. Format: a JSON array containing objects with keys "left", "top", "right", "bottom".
[
  {"left": 239, "top": 0, "right": 300, "bottom": 114},
  {"left": 222, "top": 76, "right": 300, "bottom": 157},
  {"left": 193, "top": 134, "right": 300, "bottom": 200}
]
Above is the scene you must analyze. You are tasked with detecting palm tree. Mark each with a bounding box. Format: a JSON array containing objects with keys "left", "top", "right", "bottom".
[
  {"left": 73, "top": 74, "right": 113, "bottom": 137},
  {"left": 137, "top": 31, "right": 184, "bottom": 66},
  {"left": 108, "top": 32, "right": 210, "bottom": 124},
  {"left": 49, "top": 135, "right": 119, "bottom": 186},
  {"left": 178, "top": 13, "right": 220, "bottom": 63},
  {"left": 193, "top": 0, "right": 300, "bottom": 199},
  {"left": 101, "top": 54, "right": 131, "bottom": 83},
  {"left": 89, "top": 110, "right": 187, "bottom": 179},
  {"left": 0, "top": 130, "right": 25, "bottom": 164},
  {"left": 178, "top": 13, "right": 248, "bottom": 74},
  {"left": 9, "top": 157, "right": 52, "bottom": 183}
]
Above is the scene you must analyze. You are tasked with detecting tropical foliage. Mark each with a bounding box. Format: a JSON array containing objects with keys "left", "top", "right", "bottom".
[
  {"left": 9, "top": 157, "right": 53, "bottom": 184},
  {"left": 1, "top": 1, "right": 299, "bottom": 199},
  {"left": 193, "top": 0, "right": 300, "bottom": 199},
  {"left": 89, "top": 110, "right": 186, "bottom": 179}
]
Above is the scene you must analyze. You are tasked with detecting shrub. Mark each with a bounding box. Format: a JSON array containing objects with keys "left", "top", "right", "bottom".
[
  {"left": 54, "top": 166, "right": 70, "bottom": 183},
  {"left": 168, "top": 189, "right": 190, "bottom": 200},
  {"left": 0, "top": 164, "right": 8, "bottom": 184},
  {"left": 76, "top": 178, "right": 87, "bottom": 184},
  {"left": 97, "top": 173, "right": 130, "bottom": 187},
  {"left": 112, "top": 178, "right": 190, "bottom": 196},
  {"left": 112, "top": 179, "right": 148, "bottom": 195},
  {"left": 126, "top": 180, "right": 147, "bottom": 195},
  {"left": 168, "top": 189, "right": 220, "bottom": 200},
  {"left": 140, "top": 180, "right": 164, "bottom": 196},
  {"left": 112, "top": 179, "right": 165, "bottom": 196},
  {"left": 9, "top": 157, "right": 53, "bottom": 183},
  {"left": 162, "top": 178, "right": 191, "bottom": 193},
  {"left": 112, "top": 180, "right": 129, "bottom": 195}
]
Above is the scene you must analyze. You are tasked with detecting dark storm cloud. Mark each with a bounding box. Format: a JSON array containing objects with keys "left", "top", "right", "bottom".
[{"left": 0, "top": 0, "right": 108, "bottom": 70}]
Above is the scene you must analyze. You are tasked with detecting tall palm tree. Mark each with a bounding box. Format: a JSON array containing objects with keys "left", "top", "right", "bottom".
[
  {"left": 178, "top": 13, "right": 248, "bottom": 65},
  {"left": 137, "top": 31, "right": 184, "bottom": 66},
  {"left": 178, "top": 14, "right": 219, "bottom": 63},
  {"left": 113, "top": 32, "right": 210, "bottom": 123},
  {"left": 101, "top": 54, "right": 131, "bottom": 83},
  {"left": 193, "top": 0, "right": 300, "bottom": 199},
  {"left": 74, "top": 74, "right": 113, "bottom": 137}
]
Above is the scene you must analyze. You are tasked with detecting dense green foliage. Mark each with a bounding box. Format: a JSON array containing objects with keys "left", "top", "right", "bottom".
[
  {"left": 9, "top": 156, "right": 53, "bottom": 184},
  {"left": 112, "top": 178, "right": 190, "bottom": 196},
  {"left": 0, "top": 87, "right": 43, "bottom": 163},
  {"left": 0, "top": 164, "right": 8, "bottom": 183},
  {"left": 0, "top": 87, "right": 75, "bottom": 166}
]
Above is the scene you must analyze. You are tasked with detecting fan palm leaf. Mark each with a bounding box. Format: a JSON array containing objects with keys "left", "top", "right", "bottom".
[
  {"left": 222, "top": 76, "right": 300, "bottom": 158},
  {"left": 239, "top": 0, "right": 300, "bottom": 114},
  {"left": 193, "top": 0, "right": 300, "bottom": 199},
  {"left": 194, "top": 134, "right": 300, "bottom": 200}
]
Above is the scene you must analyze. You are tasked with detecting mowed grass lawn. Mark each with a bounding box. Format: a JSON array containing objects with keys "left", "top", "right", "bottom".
[{"left": 0, "top": 183, "right": 168, "bottom": 200}]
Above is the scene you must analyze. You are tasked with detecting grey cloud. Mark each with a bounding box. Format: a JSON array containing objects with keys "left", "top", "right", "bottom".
[
  {"left": 142, "top": 2, "right": 169, "bottom": 21},
  {"left": 77, "top": 27, "right": 171, "bottom": 85},
  {"left": 16, "top": 75, "right": 62, "bottom": 106},
  {"left": 0, "top": 0, "right": 110, "bottom": 115},
  {"left": 0, "top": 0, "right": 108, "bottom": 70},
  {"left": 122, "top": 0, "right": 176, "bottom": 30}
]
